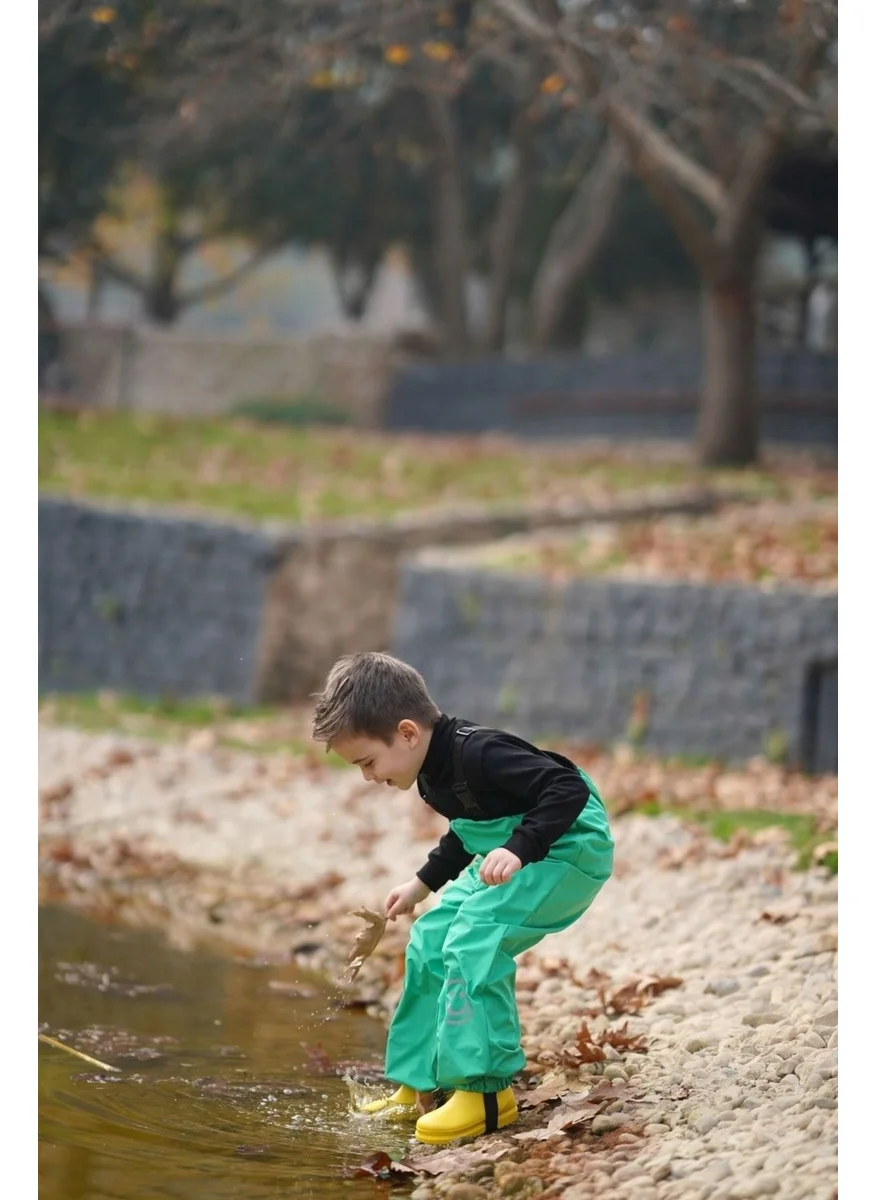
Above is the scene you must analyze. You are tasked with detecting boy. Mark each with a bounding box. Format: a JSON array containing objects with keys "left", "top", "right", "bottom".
[{"left": 311, "top": 652, "right": 614, "bottom": 1146}]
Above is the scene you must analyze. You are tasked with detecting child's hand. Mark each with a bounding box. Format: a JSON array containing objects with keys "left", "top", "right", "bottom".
[
  {"left": 479, "top": 848, "right": 523, "bottom": 886},
  {"left": 385, "top": 877, "right": 431, "bottom": 920}
]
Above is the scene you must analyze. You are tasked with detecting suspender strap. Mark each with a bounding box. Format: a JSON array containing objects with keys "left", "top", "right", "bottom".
[
  {"left": 452, "top": 725, "right": 483, "bottom": 817},
  {"left": 483, "top": 1092, "right": 499, "bottom": 1133}
]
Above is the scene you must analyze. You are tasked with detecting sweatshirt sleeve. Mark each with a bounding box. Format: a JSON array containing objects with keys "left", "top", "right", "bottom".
[
  {"left": 416, "top": 828, "right": 475, "bottom": 892},
  {"left": 476, "top": 736, "right": 592, "bottom": 866}
]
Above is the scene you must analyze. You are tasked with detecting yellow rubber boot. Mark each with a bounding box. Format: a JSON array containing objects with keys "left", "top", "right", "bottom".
[
  {"left": 415, "top": 1087, "right": 518, "bottom": 1144},
  {"left": 359, "top": 1085, "right": 420, "bottom": 1118}
]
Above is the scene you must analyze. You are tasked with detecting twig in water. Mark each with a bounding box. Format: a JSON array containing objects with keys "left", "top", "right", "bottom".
[{"left": 38, "top": 1033, "right": 119, "bottom": 1073}]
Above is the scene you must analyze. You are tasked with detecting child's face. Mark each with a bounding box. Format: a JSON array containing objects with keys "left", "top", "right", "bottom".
[{"left": 331, "top": 720, "right": 429, "bottom": 791}]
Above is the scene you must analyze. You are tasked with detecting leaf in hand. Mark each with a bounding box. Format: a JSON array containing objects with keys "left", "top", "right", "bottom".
[{"left": 341, "top": 908, "right": 387, "bottom": 982}]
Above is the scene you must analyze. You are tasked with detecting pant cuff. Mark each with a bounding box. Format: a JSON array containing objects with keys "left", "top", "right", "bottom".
[{"left": 452, "top": 1076, "right": 514, "bottom": 1093}]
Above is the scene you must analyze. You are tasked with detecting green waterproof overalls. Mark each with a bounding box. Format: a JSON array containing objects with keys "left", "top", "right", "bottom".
[{"left": 384, "top": 766, "right": 614, "bottom": 1094}]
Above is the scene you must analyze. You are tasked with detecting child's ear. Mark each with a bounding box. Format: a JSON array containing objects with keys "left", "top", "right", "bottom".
[{"left": 398, "top": 718, "right": 420, "bottom": 745}]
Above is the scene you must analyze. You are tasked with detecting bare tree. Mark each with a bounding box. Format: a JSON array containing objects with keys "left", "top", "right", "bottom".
[{"left": 492, "top": 0, "right": 837, "bottom": 464}]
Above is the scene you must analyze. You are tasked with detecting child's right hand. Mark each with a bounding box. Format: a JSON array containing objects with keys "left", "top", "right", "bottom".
[{"left": 385, "top": 877, "right": 431, "bottom": 920}]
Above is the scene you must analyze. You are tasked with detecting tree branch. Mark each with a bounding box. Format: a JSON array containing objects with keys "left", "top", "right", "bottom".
[
  {"left": 177, "top": 243, "right": 282, "bottom": 309},
  {"left": 530, "top": 137, "right": 628, "bottom": 351}
]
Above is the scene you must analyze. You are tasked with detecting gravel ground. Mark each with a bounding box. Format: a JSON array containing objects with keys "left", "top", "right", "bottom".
[{"left": 39, "top": 726, "right": 838, "bottom": 1200}]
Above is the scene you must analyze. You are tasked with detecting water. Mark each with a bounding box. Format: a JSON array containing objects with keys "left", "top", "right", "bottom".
[{"left": 39, "top": 906, "right": 416, "bottom": 1199}]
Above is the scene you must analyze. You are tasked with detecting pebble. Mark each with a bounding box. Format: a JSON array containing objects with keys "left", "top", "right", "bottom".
[
  {"left": 591, "top": 1113, "right": 627, "bottom": 1135},
  {"left": 729, "top": 1176, "right": 781, "bottom": 1198},
  {"left": 801, "top": 1030, "right": 826, "bottom": 1048},
  {"left": 743, "top": 1012, "right": 781, "bottom": 1027},
  {"left": 446, "top": 1187, "right": 490, "bottom": 1200},
  {"left": 706, "top": 978, "right": 742, "bottom": 997},
  {"left": 644, "top": 1123, "right": 671, "bottom": 1137},
  {"left": 603, "top": 1065, "right": 628, "bottom": 1083},
  {"left": 686, "top": 1035, "right": 719, "bottom": 1052}
]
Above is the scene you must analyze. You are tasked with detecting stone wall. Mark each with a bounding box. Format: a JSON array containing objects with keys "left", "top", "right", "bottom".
[
  {"left": 384, "top": 350, "right": 838, "bottom": 447},
  {"left": 39, "top": 491, "right": 721, "bottom": 706},
  {"left": 393, "top": 557, "right": 838, "bottom": 770},
  {"left": 39, "top": 498, "right": 279, "bottom": 703},
  {"left": 55, "top": 323, "right": 396, "bottom": 426}
]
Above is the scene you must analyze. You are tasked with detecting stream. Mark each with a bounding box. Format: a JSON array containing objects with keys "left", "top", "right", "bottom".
[{"left": 39, "top": 905, "right": 416, "bottom": 1199}]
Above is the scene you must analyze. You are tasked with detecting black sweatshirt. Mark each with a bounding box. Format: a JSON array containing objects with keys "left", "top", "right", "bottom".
[{"left": 414, "top": 714, "right": 593, "bottom": 892}]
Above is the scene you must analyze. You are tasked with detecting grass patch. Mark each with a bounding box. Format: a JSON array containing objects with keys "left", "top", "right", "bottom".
[
  {"left": 38, "top": 691, "right": 351, "bottom": 766},
  {"left": 635, "top": 801, "right": 837, "bottom": 874},
  {"left": 38, "top": 410, "right": 831, "bottom": 526},
  {"left": 231, "top": 394, "right": 352, "bottom": 427}
]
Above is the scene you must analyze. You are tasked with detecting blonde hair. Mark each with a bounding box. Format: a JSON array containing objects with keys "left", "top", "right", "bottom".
[{"left": 311, "top": 652, "right": 441, "bottom": 746}]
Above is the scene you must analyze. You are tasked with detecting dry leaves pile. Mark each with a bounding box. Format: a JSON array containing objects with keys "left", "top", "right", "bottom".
[{"left": 485, "top": 498, "right": 837, "bottom": 590}]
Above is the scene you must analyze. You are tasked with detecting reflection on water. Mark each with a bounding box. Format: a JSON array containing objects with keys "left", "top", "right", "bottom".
[{"left": 39, "top": 907, "right": 416, "bottom": 1199}]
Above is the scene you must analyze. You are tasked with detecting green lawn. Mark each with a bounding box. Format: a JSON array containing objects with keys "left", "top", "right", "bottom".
[{"left": 38, "top": 411, "right": 831, "bottom": 525}]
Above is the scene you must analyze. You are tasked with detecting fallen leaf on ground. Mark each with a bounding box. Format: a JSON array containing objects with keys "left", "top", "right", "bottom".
[
  {"left": 341, "top": 908, "right": 388, "bottom": 982},
  {"left": 760, "top": 910, "right": 797, "bottom": 924},
  {"left": 349, "top": 1151, "right": 416, "bottom": 1179},
  {"left": 412, "top": 1141, "right": 513, "bottom": 1175},
  {"left": 519, "top": 1081, "right": 573, "bottom": 1110},
  {"left": 606, "top": 975, "right": 683, "bottom": 1014}
]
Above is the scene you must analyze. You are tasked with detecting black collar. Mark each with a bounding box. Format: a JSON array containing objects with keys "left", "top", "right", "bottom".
[{"left": 419, "top": 713, "right": 458, "bottom": 785}]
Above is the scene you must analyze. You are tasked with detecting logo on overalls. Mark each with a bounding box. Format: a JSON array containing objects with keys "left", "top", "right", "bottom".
[{"left": 444, "top": 977, "right": 473, "bottom": 1026}]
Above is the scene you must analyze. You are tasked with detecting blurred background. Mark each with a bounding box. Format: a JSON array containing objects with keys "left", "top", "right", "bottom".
[{"left": 38, "top": 3, "right": 838, "bottom": 1196}]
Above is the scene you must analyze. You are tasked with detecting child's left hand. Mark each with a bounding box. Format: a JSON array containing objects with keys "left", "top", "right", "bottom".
[{"left": 479, "top": 848, "right": 523, "bottom": 886}]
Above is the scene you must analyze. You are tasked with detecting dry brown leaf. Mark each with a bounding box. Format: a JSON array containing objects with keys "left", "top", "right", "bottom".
[
  {"left": 519, "top": 1081, "right": 573, "bottom": 1110},
  {"left": 760, "top": 910, "right": 797, "bottom": 925},
  {"left": 341, "top": 907, "right": 388, "bottom": 982},
  {"left": 607, "top": 976, "right": 683, "bottom": 1014},
  {"left": 412, "top": 1140, "right": 513, "bottom": 1175}
]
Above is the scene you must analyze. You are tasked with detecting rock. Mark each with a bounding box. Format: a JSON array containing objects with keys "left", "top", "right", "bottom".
[
  {"left": 811, "top": 1096, "right": 837, "bottom": 1109},
  {"left": 802, "top": 1072, "right": 825, "bottom": 1090},
  {"left": 748, "top": 965, "right": 771, "bottom": 978},
  {"left": 802, "top": 1030, "right": 827, "bottom": 1049},
  {"left": 700, "top": 1160, "right": 733, "bottom": 1183},
  {"left": 605, "top": 1099, "right": 625, "bottom": 1114},
  {"left": 603, "top": 1065, "right": 628, "bottom": 1083},
  {"left": 827, "top": 1031, "right": 838, "bottom": 1049},
  {"left": 686, "top": 1035, "right": 719, "bottom": 1052},
  {"left": 493, "top": 1165, "right": 530, "bottom": 1196},
  {"left": 446, "top": 1187, "right": 490, "bottom": 1200},
  {"left": 613, "top": 1163, "right": 649, "bottom": 1183},
  {"left": 776, "top": 1058, "right": 802, "bottom": 1077},
  {"left": 696, "top": 1114, "right": 719, "bottom": 1135},
  {"left": 644, "top": 1123, "right": 671, "bottom": 1137},
  {"left": 411, "top": 1188, "right": 436, "bottom": 1200},
  {"left": 705, "top": 978, "right": 741, "bottom": 997},
  {"left": 602, "top": 1043, "right": 623, "bottom": 1062},
  {"left": 729, "top": 1175, "right": 781, "bottom": 1198},
  {"left": 815, "top": 1008, "right": 838, "bottom": 1027},
  {"left": 742, "top": 1012, "right": 781, "bottom": 1027},
  {"left": 591, "top": 1113, "right": 627, "bottom": 1135},
  {"left": 649, "top": 1159, "right": 672, "bottom": 1181}
]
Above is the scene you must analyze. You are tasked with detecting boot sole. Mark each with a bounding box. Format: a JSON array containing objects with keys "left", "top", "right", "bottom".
[{"left": 414, "top": 1107, "right": 518, "bottom": 1145}]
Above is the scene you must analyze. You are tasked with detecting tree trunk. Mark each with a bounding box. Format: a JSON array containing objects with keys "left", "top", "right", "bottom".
[
  {"left": 696, "top": 277, "right": 759, "bottom": 466},
  {"left": 482, "top": 124, "right": 535, "bottom": 352},
  {"left": 529, "top": 140, "right": 627, "bottom": 352},
  {"left": 422, "top": 92, "right": 471, "bottom": 356},
  {"left": 144, "top": 226, "right": 184, "bottom": 324}
]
